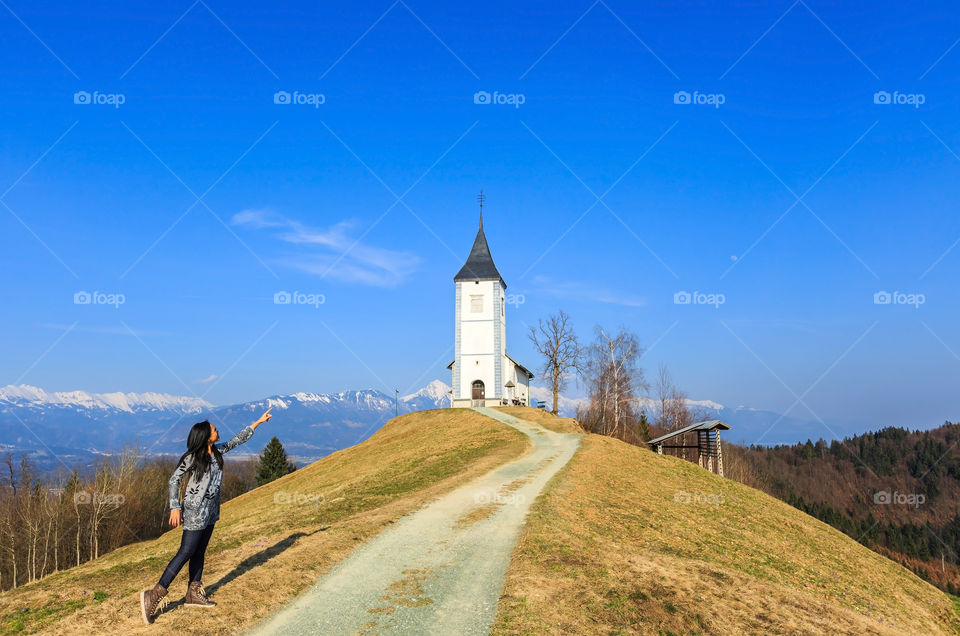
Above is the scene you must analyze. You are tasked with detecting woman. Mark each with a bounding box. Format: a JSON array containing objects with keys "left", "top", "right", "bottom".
[{"left": 140, "top": 408, "right": 273, "bottom": 624}]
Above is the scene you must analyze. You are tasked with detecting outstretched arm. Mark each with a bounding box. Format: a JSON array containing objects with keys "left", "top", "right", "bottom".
[{"left": 215, "top": 408, "right": 273, "bottom": 454}]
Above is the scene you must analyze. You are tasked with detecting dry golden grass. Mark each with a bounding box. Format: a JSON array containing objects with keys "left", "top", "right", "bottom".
[
  {"left": 495, "top": 406, "right": 583, "bottom": 434},
  {"left": 0, "top": 409, "right": 528, "bottom": 635},
  {"left": 492, "top": 433, "right": 960, "bottom": 636}
]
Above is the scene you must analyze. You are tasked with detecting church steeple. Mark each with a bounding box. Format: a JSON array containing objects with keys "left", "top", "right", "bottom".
[{"left": 453, "top": 191, "right": 506, "bottom": 288}]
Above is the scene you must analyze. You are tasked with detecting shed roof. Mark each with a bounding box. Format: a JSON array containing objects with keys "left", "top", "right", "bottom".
[{"left": 646, "top": 420, "right": 730, "bottom": 446}]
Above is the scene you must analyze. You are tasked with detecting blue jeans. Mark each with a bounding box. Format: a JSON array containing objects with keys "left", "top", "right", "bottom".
[{"left": 158, "top": 523, "right": 215, "bottom": 588}]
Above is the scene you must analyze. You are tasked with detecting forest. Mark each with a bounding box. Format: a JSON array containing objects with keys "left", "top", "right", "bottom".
[
  {"left": 0, "top": 450, "right": 259, "bottom": 591},
  {"left": 723, "top": 422, "right": 960, "bottom": 592}
]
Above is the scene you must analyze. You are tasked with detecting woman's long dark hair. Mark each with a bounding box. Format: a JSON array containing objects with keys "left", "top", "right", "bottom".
[{"left": 177, "top": 420, "right": 223, "bottom": 480}]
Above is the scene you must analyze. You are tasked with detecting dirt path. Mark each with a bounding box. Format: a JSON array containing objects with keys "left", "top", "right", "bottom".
[{"left": 250, "top": 408, "right": 580, "bottom": 636}]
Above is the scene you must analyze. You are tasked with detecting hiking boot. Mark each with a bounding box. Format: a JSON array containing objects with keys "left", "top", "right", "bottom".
[
  {"left": 184, "top": 581, "right": 216, "bottom": 608},
  {"left": 140, "top": 583, "right": 168, "bottom": 624}
]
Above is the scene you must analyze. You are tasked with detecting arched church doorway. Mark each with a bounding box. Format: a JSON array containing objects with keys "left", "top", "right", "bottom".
[{"left": 471, "top": 379, "right": 485, "bottom": 406}]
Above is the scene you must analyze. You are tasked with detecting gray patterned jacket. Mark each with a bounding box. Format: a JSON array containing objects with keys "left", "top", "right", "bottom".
[{"left": 168, "top": 425, "right": 255, "bottom": 530}]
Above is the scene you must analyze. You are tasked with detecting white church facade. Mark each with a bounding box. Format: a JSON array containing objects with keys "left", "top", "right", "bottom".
[{"left": 447, "top": 210, "right": 533, "bottom": 408}]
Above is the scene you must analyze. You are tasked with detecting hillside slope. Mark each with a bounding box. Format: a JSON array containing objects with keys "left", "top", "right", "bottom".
[
  {"left": 493, "top": 432, "right": 960, "bottom": 635},
  {"left": 727, "top": 423, "right": 960, "bottom": 592},
  {"left": 0, "top": 409, "right": 528, "bottom": 634}
]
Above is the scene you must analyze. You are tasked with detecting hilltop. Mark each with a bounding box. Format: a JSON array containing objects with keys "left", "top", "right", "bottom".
[{"left": 1, "top": 408, "right": 957, "bottom": 635}]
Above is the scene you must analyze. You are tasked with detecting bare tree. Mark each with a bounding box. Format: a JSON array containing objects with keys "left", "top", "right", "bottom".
[
  {"left": 579, "top": 326, "right": 648, "bottom": 442},
  {"left": 528, "top": 310, "right": 581, "bottom": 414},
  {"left": 653, "top": 364, "right": 713, "bottom": 461}
]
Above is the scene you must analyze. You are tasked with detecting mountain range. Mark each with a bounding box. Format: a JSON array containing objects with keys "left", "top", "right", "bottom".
[
  {"left": 0, "top": 381, "right": 450, "bottom": 473},
  {"left": 0, "top": 380, "right": 843, "bottom": 473}
]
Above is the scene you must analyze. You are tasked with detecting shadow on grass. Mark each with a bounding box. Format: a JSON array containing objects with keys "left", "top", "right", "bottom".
[
  {"left": 206, "top": 528, "right": 327, "bottom": 597},
  {"left": 157, "top": 526, "right": 327, "bottom": 618}
]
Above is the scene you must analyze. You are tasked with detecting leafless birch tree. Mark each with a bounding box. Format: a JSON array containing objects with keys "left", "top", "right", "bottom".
[{"left": 528, "top": 310, "right": 581, "bottom": 414}]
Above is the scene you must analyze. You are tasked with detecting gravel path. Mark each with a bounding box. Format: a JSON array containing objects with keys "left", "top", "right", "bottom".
[{"left": 250, "top": 407, "right": 581, "bottom": 636}]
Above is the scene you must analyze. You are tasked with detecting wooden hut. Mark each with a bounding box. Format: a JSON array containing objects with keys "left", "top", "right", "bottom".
[{"left": 647, "top": 420, "right": 730, "bottom": 477}]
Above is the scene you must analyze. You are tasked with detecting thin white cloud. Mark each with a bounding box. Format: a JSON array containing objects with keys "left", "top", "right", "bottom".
[
  {"left": 232, "top": 209, "right": 419, "bottom": 286},
  {"left": 531, "top": 276, "right": 646, "bottom": 308},
  {"left": 194, "top": 374, "right": 219, "bottom": 385}
]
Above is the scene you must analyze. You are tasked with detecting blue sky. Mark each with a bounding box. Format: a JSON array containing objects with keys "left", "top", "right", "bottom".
[{"left": 2, "top": 0, "right": 960, "bottom": 439}]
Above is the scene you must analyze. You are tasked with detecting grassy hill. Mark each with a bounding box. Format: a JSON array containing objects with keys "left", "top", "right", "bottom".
[
  {"left": 726, "top": 423, "right": 960, "bottom": 592},
  {"left": 3, "top": 407, "right": 958, "bottom": 635},
  {"left": 492, "top": 430, "right": 960, "bottom": 635},
  {"left": 0, "top": 409, "right": 528, "bottom": 634}
]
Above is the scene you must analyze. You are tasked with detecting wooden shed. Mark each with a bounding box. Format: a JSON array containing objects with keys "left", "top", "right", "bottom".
[{"left": 647, "top": 420, "right": 730, "bottom": 477}]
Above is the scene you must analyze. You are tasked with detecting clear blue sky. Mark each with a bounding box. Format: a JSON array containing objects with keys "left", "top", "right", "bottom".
[{"left": 2, "top": 0, "right": 960, "bottom": 437}]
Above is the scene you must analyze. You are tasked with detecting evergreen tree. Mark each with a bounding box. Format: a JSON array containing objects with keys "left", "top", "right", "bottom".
[
  {"left": 636, "top": 410, "right": 651, "bottom": 442},
  {"left": 256, "top": 437, "right": 297, "bottom": 486}
]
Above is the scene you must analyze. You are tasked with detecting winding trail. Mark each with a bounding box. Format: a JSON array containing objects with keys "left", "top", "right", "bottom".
[{"left": 250, "top": 407, "right": 580, "bottom": 636}]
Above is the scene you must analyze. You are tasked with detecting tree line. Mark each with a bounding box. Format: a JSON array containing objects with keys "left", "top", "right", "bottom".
[
  {"left": 0, "top": 435, "right": 296, "bottom": 591},
  {"left": 528, "top": 309, "right": 960, "bottom": 593},
  {"left": 724, "top": 422, "right": 960, "bottom": 593},
  {"left": 529, "top": 310, "right": 707, "bottom": 449}
]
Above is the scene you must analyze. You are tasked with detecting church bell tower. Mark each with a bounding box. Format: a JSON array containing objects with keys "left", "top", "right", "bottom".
[{"left": 447, "top": 192, "right": 532, "bottom": 408}]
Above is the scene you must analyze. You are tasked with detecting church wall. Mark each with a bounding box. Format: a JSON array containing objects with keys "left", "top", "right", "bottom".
[{"left": 454, "top": 280, "right": 504, "bottom": 402}]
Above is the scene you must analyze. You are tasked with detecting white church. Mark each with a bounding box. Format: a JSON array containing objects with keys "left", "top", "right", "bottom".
[{"left": 447, "top": 205, "right": 533, "bottom": 408}]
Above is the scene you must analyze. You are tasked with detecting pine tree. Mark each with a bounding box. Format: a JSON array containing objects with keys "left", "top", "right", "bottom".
[
  {"left": 256, "top": 437, "right": 297, "bottom": 486},
  {"left": 636, "top": 410, "right": 651, "bottom": 442}
]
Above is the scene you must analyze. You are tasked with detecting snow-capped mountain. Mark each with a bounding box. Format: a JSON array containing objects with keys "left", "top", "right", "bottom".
[
  {"left": 527, "top": 386, "right": 835, "bottom": 445},
  {"left": 0, "top": 384, "right": 211, "bottom": 414},
  {"left": 0, "top": 382, "right": 453, "bottom": 472},
  {"left": 401, "top": 379, "right": 452, "bottom": 411},
  {"left": 0, "top": 379, "right": 841, "bottom": 474}
]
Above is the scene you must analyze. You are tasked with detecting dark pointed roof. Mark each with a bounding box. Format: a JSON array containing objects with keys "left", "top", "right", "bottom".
[{"left": 454, "top": 212, "right": 506, "bottom": 288}]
